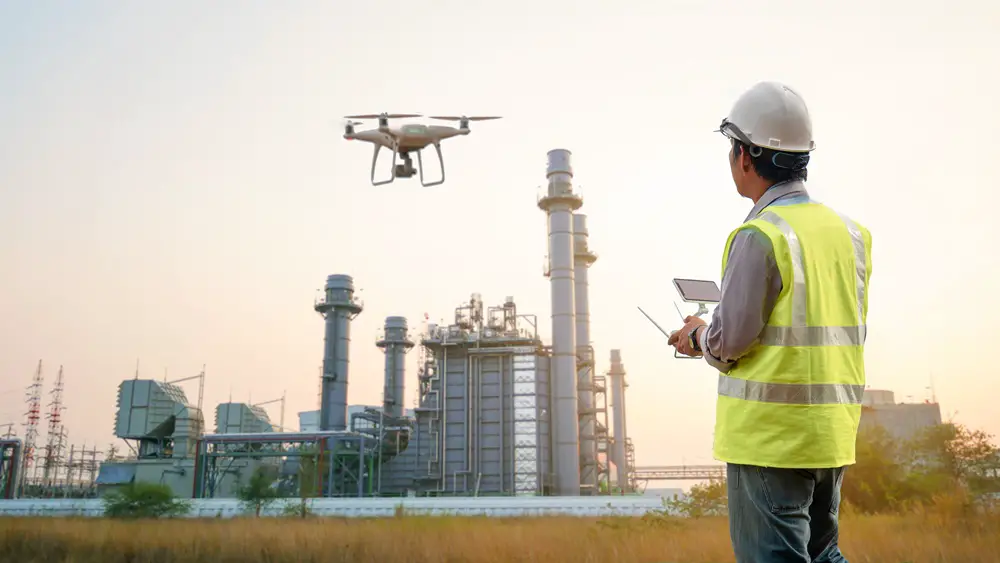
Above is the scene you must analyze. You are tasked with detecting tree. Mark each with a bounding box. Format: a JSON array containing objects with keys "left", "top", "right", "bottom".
[
  {"left": 237, "top": 465, "right": 282, "bottom": 517},
  {"left": 664, "top": 478, "right": 728, "bottom": 518},
  {"left": 841, "top": 425, "right": 913, "bottom": 513},
  {"left": 907, "top": 422, "right": 1000, "bottom": 496},
  {"left": 842, "top": 421, "right": 1000, "bottom": 514},
  {"left": 102, "top": 482, "right": 191, "bottom": 519},
  {"left": 296, "top": 446, "right": 319, "bottom": 499}
]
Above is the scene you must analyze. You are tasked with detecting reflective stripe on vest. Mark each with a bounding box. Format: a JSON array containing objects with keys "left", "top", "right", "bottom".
[{"left": 716, "top": 207, "right": 869, "bottom": 406}]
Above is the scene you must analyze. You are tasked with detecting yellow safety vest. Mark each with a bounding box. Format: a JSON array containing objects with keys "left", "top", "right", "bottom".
[{"left": 712, "top": 200, "right": 872, "bottom": 468}]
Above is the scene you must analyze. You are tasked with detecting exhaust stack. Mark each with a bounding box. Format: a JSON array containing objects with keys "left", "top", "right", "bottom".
[
  {"left": 608, "top": 349, "right": 629, "bottom": 488},
  {"left": 538, "top": 149, "right": 582, "bottom": 496},
  {"left": 314, "top": 274, "right": 363, "bottom": 431},
  {"left": 377, "top": 316, "right": 414, "bottom": 417},
  {"left": 573, "top": 213, "right": 598, "bottom": 492}
]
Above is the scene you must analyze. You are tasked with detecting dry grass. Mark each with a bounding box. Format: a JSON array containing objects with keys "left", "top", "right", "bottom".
[{"left": 1, "top": 511, "right": 998, "bottom": 563}]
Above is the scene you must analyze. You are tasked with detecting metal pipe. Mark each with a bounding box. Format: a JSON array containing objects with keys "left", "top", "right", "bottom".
[
  {"left": 377, "top": 316, "right": 414, "bottom": 418},
  {"left": 537, "top": 148, "right": 582, "bottom": 496},
  {"left": 573, "top": 213, "right": 598, "bottom": 493},
  {"left": 315, "top": 274, "right": 363, "bottom": 431},
  {"left": 476, "top": 355, "right": 482, "bottom": 487},
  {"left": 441, "top": 347, "right": 448, "bottom": 491},
  {"left": 199, "top": 430, "right": 366, "bottom": 441},
  {"left": 608, "top": 349, "right": 628, "bottom": 489},
  {"left": 509, "top": 353, "right": 516, "bottom": 493},
  {"left": 500, "top": 354, "right": 505, "bottom": 494}
]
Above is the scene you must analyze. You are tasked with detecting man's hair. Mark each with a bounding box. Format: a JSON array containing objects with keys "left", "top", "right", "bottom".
[{"left": 732, "top": 140, "right": 808, "bottom": 183}]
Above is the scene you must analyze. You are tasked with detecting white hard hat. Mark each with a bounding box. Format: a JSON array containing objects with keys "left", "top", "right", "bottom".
[{"left": 718, "top": 81, "right": 815, "bottom": 153}]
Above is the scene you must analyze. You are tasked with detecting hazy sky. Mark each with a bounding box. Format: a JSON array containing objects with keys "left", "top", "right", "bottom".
[{"left": 2, "top": 1, "right": 998, "bottom": 468}]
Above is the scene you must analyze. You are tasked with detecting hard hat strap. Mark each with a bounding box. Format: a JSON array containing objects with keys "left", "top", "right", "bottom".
[{"left": 718, "top": 119, "right": 753, "bottom": 146}]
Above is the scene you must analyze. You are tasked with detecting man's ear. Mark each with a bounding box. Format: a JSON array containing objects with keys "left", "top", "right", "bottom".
[{"left": 740, "top": 150, "right": 754, "bottom": 176}]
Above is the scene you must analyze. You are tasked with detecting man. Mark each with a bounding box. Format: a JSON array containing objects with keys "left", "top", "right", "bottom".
[{"left": 667, "top": 81, "right": 872, "bottom": 562}]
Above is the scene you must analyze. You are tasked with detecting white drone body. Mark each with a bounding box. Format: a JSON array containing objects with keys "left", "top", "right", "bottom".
[{"left": 343, "top": 112, "right": 501, "bottom": 186}]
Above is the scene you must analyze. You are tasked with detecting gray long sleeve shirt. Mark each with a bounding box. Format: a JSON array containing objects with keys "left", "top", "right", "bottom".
[{"left": 698, "top": 180, "right": 811, "bottom": 373}]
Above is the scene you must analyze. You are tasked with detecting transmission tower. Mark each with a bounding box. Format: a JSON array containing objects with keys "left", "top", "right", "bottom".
[
  {"left": 42, "top": 365, "right": 66, "bottom": 487},
  {"left": 22, "top": 360, "right": 43, "bottom": 485}
]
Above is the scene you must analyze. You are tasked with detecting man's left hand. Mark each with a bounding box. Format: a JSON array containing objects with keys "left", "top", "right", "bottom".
[{"left": 667, "top": 316, "right": 707, "bottom": 357}]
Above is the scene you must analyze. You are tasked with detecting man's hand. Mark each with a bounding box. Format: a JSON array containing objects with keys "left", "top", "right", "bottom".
[{"left": 667, "top": 316, "right": 708, "bottom": 357}]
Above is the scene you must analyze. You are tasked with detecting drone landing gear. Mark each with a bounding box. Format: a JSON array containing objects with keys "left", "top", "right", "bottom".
[
  {"left": 370, "top": 144, "right": 397, "bottom": 186},
  {"left": 416, "top": 143, "right": 445, "bottom": 187},
  {"left": 368, "top": 145, "right": 446, "bottom": 187}
]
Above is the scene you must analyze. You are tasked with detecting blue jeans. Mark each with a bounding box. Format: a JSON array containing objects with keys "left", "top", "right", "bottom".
[{"left": 727, "top": 463, "right": 848, "bottom": 563}]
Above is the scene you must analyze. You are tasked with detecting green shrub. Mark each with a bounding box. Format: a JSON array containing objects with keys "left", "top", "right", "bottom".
[{"left": 102, "top": 482, "right": 191, "bottom": 519}]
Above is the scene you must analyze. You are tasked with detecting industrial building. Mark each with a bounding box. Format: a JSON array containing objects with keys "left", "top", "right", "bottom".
[
  {"left": 859, "top": 389, "right": 943, "bottom": 441},
  {"left": 69, "top": 148, "right": 636, "bottom": 500}
]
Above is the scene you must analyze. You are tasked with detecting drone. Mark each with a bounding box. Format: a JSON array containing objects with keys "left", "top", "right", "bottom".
[{"left": 342, "top": 112, "right": 501, "bottom": 186}]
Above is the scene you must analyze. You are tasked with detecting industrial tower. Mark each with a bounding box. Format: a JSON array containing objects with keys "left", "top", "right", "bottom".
[
  {"left": 376, "top": 316, "right": 415, "bottom": 418},
  {"left": 608, "top": 349, "right": 630, "bottom": 489},
  {"left": 314, "top": 274, "right": 364, "bottom": 432},
  {"left": 573, "top": 213, "right": 600, "bottom": 493},
  {"left": 21, "top": 360, "right": 43, "bottom": 486},
  {"left": 538, "top": 149, "right": 582, "bottom": 496},
  {"left": 42, "top": 366, "right": 66, "bottom": 487}
]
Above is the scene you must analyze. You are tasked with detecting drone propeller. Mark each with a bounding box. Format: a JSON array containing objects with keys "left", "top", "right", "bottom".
[
  {"left": 344, "top": 113, "right": 422, "bottom": 119},
  {"left": 429, "top": 115, "right": 502, "bottom": 122}
]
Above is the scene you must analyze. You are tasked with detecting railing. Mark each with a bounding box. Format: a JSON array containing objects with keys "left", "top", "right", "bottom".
[
  {"left": 314, "top": 294, "right": 364, "bottom": 310},
  {"left": 631, "top": 465, "right": 726, "bottom": 481},
  {"left": 536, "top": 184, "right": 585, "bottom": 205}
]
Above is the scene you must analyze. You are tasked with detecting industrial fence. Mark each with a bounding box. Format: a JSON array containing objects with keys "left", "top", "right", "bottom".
[{"left": 0, "top": 495, "right": 670, "bottom": 518}]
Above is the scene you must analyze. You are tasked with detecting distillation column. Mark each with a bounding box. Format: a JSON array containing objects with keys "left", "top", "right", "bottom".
[
  {"left": 538, "top": 149, "right": 582, "bottom": 496},
  {"left": 608, "top": 349, "right": 629, "bottom": 489},
  {"left": 314, "top": 274, "right": 364, "bottom": 431},
  {"left": 573, "top": 213, "right": 599, "bottom": 493},
  {"left": 376, "top": 316, "right": 414, "bottom": 418}
]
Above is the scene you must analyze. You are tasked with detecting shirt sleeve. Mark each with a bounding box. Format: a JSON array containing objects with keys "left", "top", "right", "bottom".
[{"left": 700, "top": 227, "right": 782, "bottom": 373}]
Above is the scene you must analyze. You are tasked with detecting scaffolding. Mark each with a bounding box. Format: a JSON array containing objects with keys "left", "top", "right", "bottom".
[{"left": 592, "top": 373, "right": 611, "bottom": 492}]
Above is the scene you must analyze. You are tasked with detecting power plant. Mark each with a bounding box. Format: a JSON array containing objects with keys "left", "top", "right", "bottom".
[
  {"left": 0, "top": 149, "right": 639, "bottom": 500},
  {"left": 0, "top": 149, "right": 970, "bottom": 504}
]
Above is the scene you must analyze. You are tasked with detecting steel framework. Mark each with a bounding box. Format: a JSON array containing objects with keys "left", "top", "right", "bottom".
[
  {"left": 631, "top": 464, "right": 726, "bottom": 487},
  {"left": 0, "top": 440, "right": 21, "bottom": 499},
  {"left": 193, "top": 431, "right": 379, "bottom": 498}
]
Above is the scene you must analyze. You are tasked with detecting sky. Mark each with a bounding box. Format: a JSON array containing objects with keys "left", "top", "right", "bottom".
[{"left": 1, "top": 1, "right": 998, "bottom": 469}]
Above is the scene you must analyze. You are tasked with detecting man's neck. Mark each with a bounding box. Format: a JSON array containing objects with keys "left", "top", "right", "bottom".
[
  {"left": 749, "top": 181, "right": 782, "bottom": 204},
  {"left": 744, "top": 180, "right": 808, "bottom": 222}
]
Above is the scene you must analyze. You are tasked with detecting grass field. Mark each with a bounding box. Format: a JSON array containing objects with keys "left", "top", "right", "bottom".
[{"left": 1, "top": 511, "right": 998, "bottom": 563}]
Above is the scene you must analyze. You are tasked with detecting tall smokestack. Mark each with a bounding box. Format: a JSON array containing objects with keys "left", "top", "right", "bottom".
[
  {"left": 377, "top": 316, "right": 414, "bottom": 418},
  {"left": 538, "top": 148, "right": 582, "bottom": 496},
  {"left": 608, "top": 349, "right": 629, "bottom": 489},
  {"left": 573, "top": 213, "right": 598, "bottom": 493},
  {"left": 314, "top": 274, "right": 363, "bottom": 431}
]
